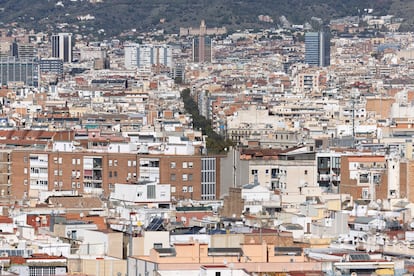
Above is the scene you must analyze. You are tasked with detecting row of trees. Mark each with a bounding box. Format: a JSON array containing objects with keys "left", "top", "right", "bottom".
[{"left": 180, "top": 88, "right": 233, "bottom": 154}]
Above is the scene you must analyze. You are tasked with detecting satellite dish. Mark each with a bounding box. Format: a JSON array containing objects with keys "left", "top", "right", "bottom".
[
  {"left": 410, "top": 221, "right": 414, "bottom": 229},
  {"left": 15, "top": 231, "right": 20, "bottom": 237},
  {"left": 35, "top": 217, "right": 40, "bottom": 222}
]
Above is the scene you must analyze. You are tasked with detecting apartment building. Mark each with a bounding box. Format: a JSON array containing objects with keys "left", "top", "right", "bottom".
[
  {"left": 238, "top": 147, "right": 317, "bottom": 194},
  {"left": 339, "top": 155, "right": 393, "bottom": 201},
  {"left": 7, "top": 149, "right": 221, "bottom": 202}
]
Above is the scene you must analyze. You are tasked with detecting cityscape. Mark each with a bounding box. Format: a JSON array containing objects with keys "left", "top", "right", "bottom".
[{"left": 0, "top": 0, "right": 413, "bottom": 275}]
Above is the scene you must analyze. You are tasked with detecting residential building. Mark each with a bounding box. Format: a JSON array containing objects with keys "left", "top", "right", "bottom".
[
  {"left": 128, "top": 241, "right": 321, "bottom": 276},
  {"left": 7, "top": 148, "right": 221, "bottom": 201},
  {"left": 124, "top": 44, "right": 173, "bottom": 69}
]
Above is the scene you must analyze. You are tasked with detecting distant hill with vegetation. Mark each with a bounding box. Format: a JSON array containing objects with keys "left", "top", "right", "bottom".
[{"left": 0, "top": 0, "right": 413, "bottom": 38}]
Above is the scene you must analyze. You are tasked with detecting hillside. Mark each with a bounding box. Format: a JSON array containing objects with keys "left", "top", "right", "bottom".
[{"left": 0, "top": 0, "right": 411, "bottom": 38}]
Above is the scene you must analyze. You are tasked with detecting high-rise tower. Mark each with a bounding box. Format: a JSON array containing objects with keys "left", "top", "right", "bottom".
[
  {"left": 51, "top": 33, "right": 72, "bottom": 63},
  {"left": 305, "top": 32, "right": 330, "bottom": 67},
  {"left": 192, "top": 20, "right": 212, "bottom": 63}
]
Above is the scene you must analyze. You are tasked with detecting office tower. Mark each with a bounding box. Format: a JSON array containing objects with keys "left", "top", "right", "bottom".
[
  {"left": 10, "top": 41, "right": 18, "bottom": 58},
  {"left": 305, "top": 31, "right": 330, "bottom": 67},
  {"left": 51, "top": 33, "right": 72, "bottom": 63},
  {"left": 10, "top": 42, "right": 36, "bottom": 60},
  {"left": 0, "top": 57, "right": 38, "bottom": 86},
  {"left": 39, "top": 58, "right": 64, "bottom": 77},
  {"left": 124, "top": 44, "right": 172, "bottom": 69},
  {"left": 192, "top": 20, "right": 212, "bottom": 63}
]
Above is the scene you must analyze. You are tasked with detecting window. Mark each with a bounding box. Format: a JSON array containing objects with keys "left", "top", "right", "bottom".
[
  {"left": 58, "top": 157, "right": 63, "bottom": 164},
  {"left": 24, "top": 156, "right": 28, "bottom": 163},
  {"left": 188, "top": 174, "right": 193, "bottom": 181},
  {"left": 113, "top": 171, "right": 117, "bottom": 177},
  {"left": 251, "top": 169, "right": 258, "bottom": 175},
  {"left": 170, "top": 162, "right": 176, "bottom": 168},
  {"left": 154, "top": 243, "right": 162, "bottom": 249},
  {"left": 147, "top": 185, "right": 156, "bottom": 199},
  {"left": 362, "top": 188, "right": 369, "bottom": 199},
  {"left": 77, "top": 182, "right": 81, "bottom": 188},
  {"left": 182, "top": 174, "right": 188, "bottom": 181},
  {"left": 171, "top": 186, "right": 176, "bottom": 193},
  {"left": 24, "top": 168, "right": 28, "bottom": 174},
  {"left": 114, "top": 160, "right": 118, "bottom": 166},
  {"left": 182, "top": 186, "right": 188, "bottom": 192},
  {"left": 109, "top": 160, "right": 113, "bottom": 166},
  {"left": 72, "top": 182, "right": 76, "bottom": 189},
  {"left": 170, "top": 174, "right": 176, "bottom": 181},
  {"left": 24, "top": 179, "right": 28, "bottom": 185},
  {"left": 109, "top": 171, "right": 112, "bottom": 178},
  {"left": 72, "top": 159, "right": 76, "bottom": 165},
  {"left": 182, "top": 162, "right": 188, "bottom": 169},
  {"left": 29, "top": 267, "right": 56, "bottom": 276},
  {"left": 304, "top": 170, "right": 308, "bottom": 175},
  {"left": 271, "top": 168, "right": 279, "bottom": 178},
  {"left": 128, "top": 160, "right": 132, "bottom": 167},
  {"left": 188, "top": 186, "right": 193, "bottom": 193},
  {"left": 77, "top": 158, "right": 81, "bottom": 165},
  {"left": 188, "top": 162, "right": 194, "bottom": 168},
  {"left": 265, "top": 169, "right": 269, "bottom": 174}
]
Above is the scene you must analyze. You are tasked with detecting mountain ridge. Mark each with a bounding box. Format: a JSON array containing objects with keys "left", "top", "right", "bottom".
[{"left": 0, "top": 0, "right": 412, "bottom": 38}]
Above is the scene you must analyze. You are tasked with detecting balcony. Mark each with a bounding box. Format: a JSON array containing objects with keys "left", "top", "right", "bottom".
[{"left": 84, "top": 187, "right": 103, "bottom": 195}]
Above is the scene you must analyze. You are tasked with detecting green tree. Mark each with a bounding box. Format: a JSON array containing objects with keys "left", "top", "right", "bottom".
[{"left": 180, "top": 88, "right": 233, "bottom": 154}]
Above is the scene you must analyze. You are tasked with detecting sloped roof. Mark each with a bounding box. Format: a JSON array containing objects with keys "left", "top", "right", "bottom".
[{"left": 46, "top": 196, "right": 103, "bottom": 209}]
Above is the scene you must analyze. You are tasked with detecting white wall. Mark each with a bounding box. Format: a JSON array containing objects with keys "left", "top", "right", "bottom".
[{"left": 111, "top": 183, "right": 171, "bottom": 203}]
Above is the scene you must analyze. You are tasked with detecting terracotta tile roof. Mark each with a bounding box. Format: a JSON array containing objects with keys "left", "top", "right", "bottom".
[
  {"left": 8, "top": 256, "right": 25, "bottom": 264},
  {"left": 46, "top": 196, "right": 103, "bottom": 209},
  {"left": 64, "top": 213, "right": 107, "bottom": 230},
  {"left": 347, "top": 156, "right": 385, "bottom": 162},
  {"left": 0, "top": 216, "right": 12, "bottom": 223}
]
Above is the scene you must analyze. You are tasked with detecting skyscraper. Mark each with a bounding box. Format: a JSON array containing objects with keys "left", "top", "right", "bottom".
[
  {"left": 305, "top": 32, "right": 330, "bottom": 67},
  {"left": 192, "top": 20, "right": 212, "bottom": 63},
  {"left": 51, "top": 33, "right": 72, "bottom": 63}
]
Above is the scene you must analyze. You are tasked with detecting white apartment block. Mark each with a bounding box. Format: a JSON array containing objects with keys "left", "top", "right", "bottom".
[{"left": 124, "top": 43, "right": 173, "bottom": 69}]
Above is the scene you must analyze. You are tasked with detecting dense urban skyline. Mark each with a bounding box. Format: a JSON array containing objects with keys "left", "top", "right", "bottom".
[{"left": 0, "top": 2, "right": 412, "bottom": 276}]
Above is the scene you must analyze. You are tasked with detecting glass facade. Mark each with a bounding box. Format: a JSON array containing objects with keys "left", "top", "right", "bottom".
[
  {"left": 0, "top": 57, "right": 38, "bottom": 86},
  {"left": 305, "top": 32, "right": 330, "bottom": 67},
  {"left": 201, "top": 157, "right": 216, "bottom": 200}
]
